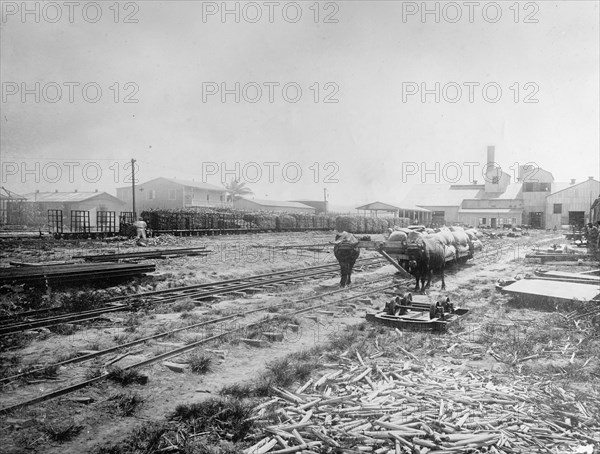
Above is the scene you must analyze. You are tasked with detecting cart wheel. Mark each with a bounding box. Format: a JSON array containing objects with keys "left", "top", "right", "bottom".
[
  {"left": 385, "top": 298, "right": 395, "bottom": 316},
  {"left": 429, "top": 303, "right": 437, "bottom": 319},
  {"left": 437, "top": 302, "right": 446, "bottom": 321},
  {"left": 441, "top": 297, "right": 451, "bottom": 313}
]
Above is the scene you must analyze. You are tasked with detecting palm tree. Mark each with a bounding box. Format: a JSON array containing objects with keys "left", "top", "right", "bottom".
[{"left": 223, "top": 178, "right": 253, "bottom": 202}]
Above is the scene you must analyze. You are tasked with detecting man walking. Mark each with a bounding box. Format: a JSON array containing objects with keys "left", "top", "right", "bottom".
[{"left": 133, "top": 217, "right": 147, "bottom": 245}]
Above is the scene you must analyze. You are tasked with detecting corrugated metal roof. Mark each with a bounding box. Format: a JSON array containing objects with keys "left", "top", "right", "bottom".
[
  {"left": 23, "top": 192, "right": 124, "bottom": 204},
  {"left": 240, "top": 198, "right": 315, "bottom": 210},
  {"left": 355, "top": 201, "right": 430, "bottom": 212},
  {"left": 549, "top": 180, "right": 600, "bottom": 196},
  {"left": 116, "top": 177, "right": 225, "bottom": 192},
  {"left": 401, "top": 185, "right": 483, "bottom": 207},
  {"left": 356, "top": 201, "right": 400, "bottom": 211},
  {"left": 0, "top": 193, "right": 26, "bottom": 201},
  {"left": 161, "top": 177, "right": 225, "bottom": 192}
]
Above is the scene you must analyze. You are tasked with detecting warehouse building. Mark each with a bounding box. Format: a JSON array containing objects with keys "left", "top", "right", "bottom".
[
  {"left": 354, "top": 201, "right": 432, "bottom": 224},
  {"left": 545, "top": 177, "right": 600, "bottom": 229},
  {"left": 21, "top": 190, "right": 125, "bottom": 231},
  {"left": 116, "top": 177, "right": 230, "bottom": 212}
]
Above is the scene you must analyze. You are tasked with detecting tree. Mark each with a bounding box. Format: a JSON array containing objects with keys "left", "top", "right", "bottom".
[{"left": 223, "top": 179, "right": 253, "bottom": 202}]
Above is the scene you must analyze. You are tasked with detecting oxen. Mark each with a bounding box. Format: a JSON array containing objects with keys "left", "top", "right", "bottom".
[
  {"left": 333, "top": 232, "right": 361, "bottom": 288},
  {"left": 407, "top": 236, "right": 446, "bottom": 292}
]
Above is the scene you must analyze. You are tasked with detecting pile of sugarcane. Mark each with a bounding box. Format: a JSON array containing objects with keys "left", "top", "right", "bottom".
[{"left": 245, "top": 351, "right": 598, "bottom": 453}]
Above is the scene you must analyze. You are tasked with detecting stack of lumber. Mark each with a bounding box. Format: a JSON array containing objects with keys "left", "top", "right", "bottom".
[
  {"left": 0, "top": 262, "right": 155, "bottom": 286},
  {"left": 73, "top": 246, "right": 211, "bottom": 262},
  {"left": 247, "top": 353, "right": 599, "bottom": 453}
]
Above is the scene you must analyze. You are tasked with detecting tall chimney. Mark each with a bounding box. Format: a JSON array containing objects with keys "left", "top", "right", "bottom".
[
  {"left": 570, "top": 179, "right": 576, "bottom": 185},
  {"left": 487, "top": 146, "right": 495, "bottom": 166}
]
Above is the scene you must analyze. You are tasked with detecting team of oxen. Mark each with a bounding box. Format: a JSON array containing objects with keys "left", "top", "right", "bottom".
[{"left": 333, "top": 226, "right": 484, "bottom": 291}]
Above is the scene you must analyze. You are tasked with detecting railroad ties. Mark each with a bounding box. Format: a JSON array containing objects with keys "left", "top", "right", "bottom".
[
  {"left": 0, "top": 262, "right": 156, "bottom": 287},
  {"left": 0, "top": 258, "right": 386, "bottom": 336}
]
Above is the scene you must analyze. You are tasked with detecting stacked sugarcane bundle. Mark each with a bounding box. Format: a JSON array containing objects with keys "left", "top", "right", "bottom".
[
  {"left": 247, "top": 352, "right": 599, "bottom": 453},
  {"left": 336, "top": 216, "right": 363, "bottom": 234},
  {"left": 277, "top": 214, "right": 297, "bottom": 230},
  {"left": 292, "top": 214, "right": 314, "bottom": 230},
  {"left": 364, "top": 217, "right": 377, "bottom": 234},
  {"left": 374, "top": 218, "right": 390, "bottom": 233}
]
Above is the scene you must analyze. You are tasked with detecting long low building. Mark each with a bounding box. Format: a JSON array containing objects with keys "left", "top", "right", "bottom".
[
  {"left": 355, "top": 201, "right": 431, "bottom": 224},
  {"left": 21, "top": 191, "right": 125, "bottom": 230}
]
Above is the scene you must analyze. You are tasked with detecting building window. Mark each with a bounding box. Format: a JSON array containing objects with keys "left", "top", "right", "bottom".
[
  {"left": 168, "top": 189, "right": 176, "bottom": 200},
  {"left": 147, "top": 190, "right": 156, "bottom": 200},
  {"left": 553, "top": 203, "right": 562, "bottom": 214},
  {"left": 481, "top": 218, "right": 487, "bottom": 225},
  {"left": 206, "top": 193, "right": 210, "bottom": 201}
]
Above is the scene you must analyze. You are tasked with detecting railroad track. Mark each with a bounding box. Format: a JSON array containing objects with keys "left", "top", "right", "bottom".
[
  {"left": 0, "top": 257, "right": 386, "bottom": 336},
  {"left": 0, "top": 275, "right": 400, "bottom": 414}
]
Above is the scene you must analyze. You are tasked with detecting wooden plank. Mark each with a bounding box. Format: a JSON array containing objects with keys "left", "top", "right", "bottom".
[
  {"left": 535, "top": 270, "right": 600, "bottom": 283},
  {"left": 500, "top": 279, "right": 600, "bottom": 302},
  {"left": 377, "top": 250, "right": 412, "bottom": 278}
]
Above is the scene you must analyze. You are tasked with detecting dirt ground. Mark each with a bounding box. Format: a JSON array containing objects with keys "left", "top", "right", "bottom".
[{"left": 0, "top": 230, "right": 598, "bottom": 453}]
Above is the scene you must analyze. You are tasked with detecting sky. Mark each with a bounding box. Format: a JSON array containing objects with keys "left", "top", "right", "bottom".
[{"left": 1, "top": 0, "right": 599, "bottom": 212}]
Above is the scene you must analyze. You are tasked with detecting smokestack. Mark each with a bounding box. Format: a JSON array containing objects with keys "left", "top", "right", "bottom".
[
  {"left": 570, "top": 179, "right": 576, "bottom": 185},
  {"left": 487, "top": 146, "right": 495, "bottom": 166}
]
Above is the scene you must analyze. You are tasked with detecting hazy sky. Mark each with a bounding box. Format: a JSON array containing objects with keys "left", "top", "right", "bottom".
[{"left": 1, "top": 1, "right": 598, "bottom": 210}]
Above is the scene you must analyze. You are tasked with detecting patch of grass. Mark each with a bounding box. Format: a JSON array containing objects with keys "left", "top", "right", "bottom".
[
  {"left": 123, "top": 313, "right": 142, "bottom": 333},
  {"left": 270, "top": 314, "right": 301, "bottom": 326},
  {"left": 265, "top": 357, "right": 295, "bottom": 387},
  {"left": 19, "top": 364, "right": 59, "bottom": 381},
  {"left": 42, "top": 421, "right": 84, "bottom": 442},
  {"left": 61, "top": 290, "right": 104, "bottom": 312},
  {"left": 48, "top": 323, "right": 77, "bottom": 335},
  {"left": 113, "top": 333, "right": 129, "bottom": 345},
  {"left": 109, "top": 392, "right": 144, "bottom": 416},
  {"left": 0, "top": 354, "right": 20, "bottom": 379},
  {"left": 172, "top": 298, "right": 196, "bottom": 313},
  {"left": 180, "top": 311, "right": 202, "bottom": 322},
  {"left": 86, "top": 365, "right": 103, "bottom": 380},
  {"left": 85, "top": 341, "right": 101, "bottom": 351},
  {"left": 0, "top": 333, "right": 32, "bottom": 351},
  {"left": 187, "top": 352, "right": 213, "bottom": 375},
  {"left": 56, "top": 350, "right": 80, "bottom": 363},
  {"left": 170, "top": 397, "right": 254, "bottom": 442},
  {"left": 106, "top": 366, "right": 147, "bottom": 386},
  {"left": 94, "top": 422, "right": 173, "bottom": 454}
]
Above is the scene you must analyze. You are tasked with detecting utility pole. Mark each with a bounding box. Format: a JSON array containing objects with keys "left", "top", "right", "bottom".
[{"left": 131, "top": 158, "right": 136, "bottom": 219}]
